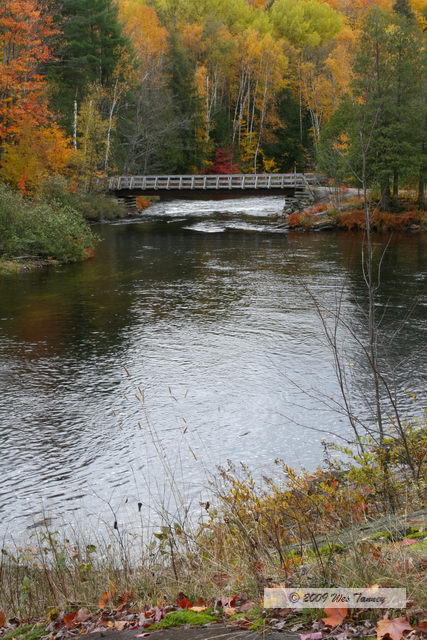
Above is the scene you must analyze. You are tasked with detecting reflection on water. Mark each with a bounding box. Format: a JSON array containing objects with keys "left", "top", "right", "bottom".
[{"left": 0, "top": 196, "right": 426, "bottom": 537}]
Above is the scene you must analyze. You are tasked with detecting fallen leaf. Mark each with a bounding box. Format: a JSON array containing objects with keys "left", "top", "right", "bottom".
[
  {"left": 376, "top": 616, "right": 414, "bottom": 640},
  {"left": 193, "top": 598, "right": 207, "bottom": 607},
  {"left": 322, "top": 607, "right": 348, "bottom": 627},
  {"left": 76, "top": 608, "right": 90, "bottom": 623},
  {"left": 236, "top": 602, "right": 256, "bottom": 613},
  {"left": 114, "top": 621, "right": 127, "bottom": 631},
  {"left": 154, "top": 607, "right": 163, "bottom": 622},
  {"left": 300, "top": 633, "right": 323, "bottom": 640},
  {"left": 0, "top": 612, "right": 6, "bottom": 627},
  {"left": 98, "top": 591, "right": 112, "bottom": 608},
  {"left": 136, "top": 634, "right": 151, "bottom": 638},
  {"left": 190, "top": 607, "right": 207, "bottom": 613},
  {"left": 224, "top": 607, "right": 236, "bottom": 616},
  {"left": 398, "top": 539, "right": 417, "bottom": 546},
  {"left": 116, "top": 592, "right": 134, "bottom": 611},
  {"left": 221, "top": 595, "right": 238, "bottom": 608},
  {"left": 63, "top": 613, "right": 77, "bottom": 629},
  {"left": 177, "top": 593, "right": 192, "bottom": 609},
  {"left": 415, "top": 621, "right": 427, "bottom": 633}
]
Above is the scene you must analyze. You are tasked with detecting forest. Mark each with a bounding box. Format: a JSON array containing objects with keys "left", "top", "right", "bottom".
[{"left": 0, "top": 0, "right": 427, "bottom": 258}]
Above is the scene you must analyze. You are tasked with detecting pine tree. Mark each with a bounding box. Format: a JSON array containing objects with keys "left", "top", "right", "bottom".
[
  {"left": 393, "top": 0, "right": 416, "bottom": 22},
  {"left": 49, "top": 0, "right": 126, "bottom": 129},
  {"left": 166, "top": 31, "right": 202, "bottom": 172}
]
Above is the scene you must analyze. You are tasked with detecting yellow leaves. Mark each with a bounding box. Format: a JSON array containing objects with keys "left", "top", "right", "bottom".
[
  {"left": 1, "top": 118, "right": 75, "bottom": 194},
  {"left": 118, "top": 1, "right": 168, "bottom": 69}
]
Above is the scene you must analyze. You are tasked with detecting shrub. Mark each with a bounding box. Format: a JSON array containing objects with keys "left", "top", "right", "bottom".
[
  {"left": 288, "top": 212, "right": 314, "bottom": 229},
  {"left": 40, "top": 175, "right": 127, "bottom": 221},
  {"left": 304, "top": 202, "right": 328, "bottom": 214},
  {"left": 0, "top": 181, "right": 96, "bottom": 263}
]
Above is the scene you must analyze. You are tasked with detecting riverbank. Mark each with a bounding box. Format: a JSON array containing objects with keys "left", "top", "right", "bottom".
[
  {"left": 0, "top": 422, "right": 425, "bottom": 633},
  {"left": 281, "top": 192, "right": 427, "bottom": 233}
]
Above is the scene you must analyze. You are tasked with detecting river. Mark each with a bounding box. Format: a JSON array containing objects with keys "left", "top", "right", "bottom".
[{"left": 0, "top": 196, "right": 426, "bottom": 538}]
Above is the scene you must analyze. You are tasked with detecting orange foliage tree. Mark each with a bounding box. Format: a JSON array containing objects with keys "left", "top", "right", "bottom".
[
  {"left": 1, "top": 118, "right": 74, "bottom": 193},
  {"left": 0, "top": 0, "right": 57, "bottom": 147}
]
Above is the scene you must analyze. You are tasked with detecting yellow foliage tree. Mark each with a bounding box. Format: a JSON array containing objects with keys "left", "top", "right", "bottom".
[{"left": 1, "top": 119, "right": 74, "bottom": 194}]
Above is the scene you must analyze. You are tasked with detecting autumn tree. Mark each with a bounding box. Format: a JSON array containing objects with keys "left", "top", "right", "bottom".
[{"left": 0, "top": 0, "right": 57, "bottom": 150}]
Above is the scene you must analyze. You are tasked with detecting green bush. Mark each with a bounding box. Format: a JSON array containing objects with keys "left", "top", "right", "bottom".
[
  {"left": 40, "top": 175, "right": 127, "bottom": 221},
  {"left": 0, "top": 181, "right": 96, "bottom": 263}
]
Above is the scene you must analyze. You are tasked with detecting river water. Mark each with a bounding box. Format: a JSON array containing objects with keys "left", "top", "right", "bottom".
[{"left": 0, "top": 196, "right": 426, "bottom": 538}]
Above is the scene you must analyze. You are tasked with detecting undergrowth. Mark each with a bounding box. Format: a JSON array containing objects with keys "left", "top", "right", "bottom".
[{"left": 0, "top": 419, "right": 425, "bottom": 620}]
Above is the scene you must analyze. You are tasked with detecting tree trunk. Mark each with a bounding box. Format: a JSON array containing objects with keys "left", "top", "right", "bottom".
[
  {"left": 380, "top": 178, "right": 390, "bottom": 211},
  {"left": 418, "top": 176, "right": 426, "bottom": 210},
  {"left": 392, "top": 169, "right": 399, "bottom": 209}
]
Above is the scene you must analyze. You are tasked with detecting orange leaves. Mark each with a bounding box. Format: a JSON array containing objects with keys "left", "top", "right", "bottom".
[
  {"left": 63, "top": 613, "right": 77, "bottom": 629},
  {"left": 0, "top": 612, "right": 6, "bottom": 627},
  {"left": 321, "top": 606, "right": 348, "bottom": 627},
  {"left": 98, "top": 591, "right": 113, "bottom": 608},
  {"left": 0, "top": 0, "right": 57, "bottom": 145},
  {"left": 376, "top": 616, "right": 414, "bottom": 640},
  {"left": 1, "top": 119, "right": 74, "bottom": 192}
]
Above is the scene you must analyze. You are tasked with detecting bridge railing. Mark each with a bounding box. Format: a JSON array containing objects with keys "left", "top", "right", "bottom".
[{"left": 108, "top": 173, "right": 320, "bottom": 191}]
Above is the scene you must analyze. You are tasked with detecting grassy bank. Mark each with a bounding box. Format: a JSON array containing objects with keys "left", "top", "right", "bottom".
[
  {"left": 0, "top": 420, "right": 425, "bottom": 634},
  {"left": 0, "top": 178, "right": 130, "bottom": 273},
  {"left": 286, "top": 198, "right": 427, "bottom": 232}
]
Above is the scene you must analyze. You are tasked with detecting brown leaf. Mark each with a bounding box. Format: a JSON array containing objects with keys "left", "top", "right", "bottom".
[
  {"left": 236, "top": 602, "right": 256, "bottom": 614},
  {"left": 0, "top": 612, "right": 6, "bottom": 628},
  {"left": 224, "top": 607, "right": 236, "bottom": 616},
  {"left": 114, "top": 621, "right": 128, "bottom": 631},
  {"left": 63, "top": 613, "right": 77, "bottom": 629},
  {"left": 415, "top": 621, "right": 427, "bottom": 633},
  {"left": 98, "top": 591, "right": 112, "bottom": 608},
  {"left": 321, "top": 607, "right": 348, "bottom": 627},
  {"left": 76, "top": 608, "right": 91, "bottom": 623},
  {"left": 376, "top": 616, "right": 414, "bottom": 640},
  {"left": 116, "top": 592, "right": 134, "bottom": 611},
  {"left": 190, "top": 607, "right": 208, "bottom": 613},
  {"left": 193, "top": 598, "right": 207, "bottom": 608}
]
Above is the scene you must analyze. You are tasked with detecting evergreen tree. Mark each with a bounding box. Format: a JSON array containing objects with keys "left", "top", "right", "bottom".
[
  {"left": 166, "top": 32, "right": 203, "bottom": 172},
  {"left": 393, "top": 0, "right": 416, "bottom": 22},
  {"left": 49, "top": 0, "right": 126, "bottom": 129}
]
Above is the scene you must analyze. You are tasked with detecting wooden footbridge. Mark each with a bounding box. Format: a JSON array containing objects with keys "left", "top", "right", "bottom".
[{"left": 107, "top": 173, "right": 321, "bottom": 206}]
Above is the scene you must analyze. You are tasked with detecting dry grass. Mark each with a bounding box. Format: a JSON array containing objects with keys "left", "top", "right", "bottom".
[{"left": 1, "top": 422, "right": 425, "bottom": 620}]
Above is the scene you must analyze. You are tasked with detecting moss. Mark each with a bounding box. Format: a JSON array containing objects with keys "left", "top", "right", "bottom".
[
  {"left": 249, "top": 618, "right": 265, "bottom": 630},
  {"left": 148, "top": 610, "right": 218, "bottom": 629},
  {"left": 369, "top": 531, "right": 392, "bottom": 541},
  {"left": 317, "top": 543, "right": 347, "bottom": 555},
  {"left": 0, "top": 625, "right": 46, "bottom": 640},
  {"left": 409, "top": 538, "right": 427, "bottom": 551},
  {"left": 404, "top": 531, "right": 426, "bottom": 540}
]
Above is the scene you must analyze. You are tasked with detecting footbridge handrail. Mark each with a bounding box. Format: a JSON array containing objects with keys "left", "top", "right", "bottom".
[{"left": 108, "top": 173, "right": 322, "bottom": 192}]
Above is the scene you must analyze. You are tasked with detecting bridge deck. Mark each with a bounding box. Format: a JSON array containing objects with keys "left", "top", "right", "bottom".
[{"left": 109, "top": 173, "right": 319, "bottom": 192}]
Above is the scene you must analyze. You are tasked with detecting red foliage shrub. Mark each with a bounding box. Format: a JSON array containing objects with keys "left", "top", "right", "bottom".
[
  {"left": 205, "top": 147, "right": 240, "bottom": 175},
  {"left": 305, "top": 202, "right": 328, "bottom": 214},
  {"left": 337, "top": 209, "right": 426, "bottom": 231},
  {"left": 337, "top": 209, "right": 365, "bottom": 230},
  {"left": 288, "top": 212, "right": 313, "bottom": 229}
]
